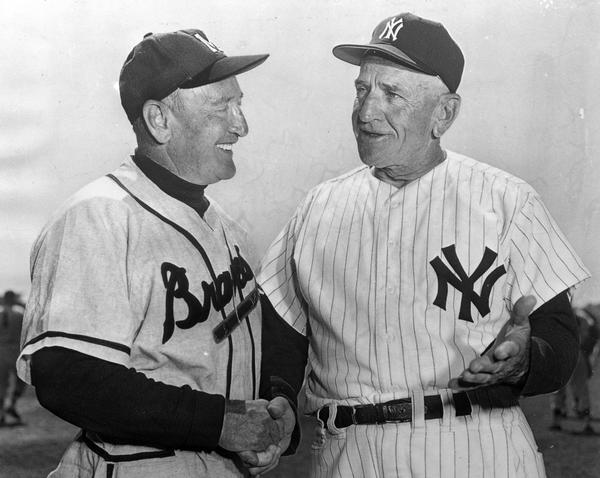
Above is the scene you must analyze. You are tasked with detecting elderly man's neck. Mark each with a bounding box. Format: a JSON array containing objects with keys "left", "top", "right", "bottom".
[
  {"left": 136, "top": 144, "right": 181, "bottom": 177},
  {"left": 371, "top": 148, "right": 447, "bottom": 188}
]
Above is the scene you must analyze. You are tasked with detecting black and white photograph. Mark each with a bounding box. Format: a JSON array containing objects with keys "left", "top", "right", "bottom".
[{"left": 1, "top": 1, "right": 599, "bottom": 477}]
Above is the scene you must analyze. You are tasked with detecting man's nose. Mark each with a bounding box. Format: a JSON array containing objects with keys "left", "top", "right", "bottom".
[
  {"left": 229, "top": 105, "right": 248, "bottom": 137},
  {"left": 357, "top": 91, "right": 382, "bottom": 123}
]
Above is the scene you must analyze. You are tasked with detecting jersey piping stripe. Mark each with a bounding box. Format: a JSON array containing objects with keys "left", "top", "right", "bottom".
[
  {"left": 79, "top": 432, "right": 175, "bottom": 462},
  {"left": 24, "top": 331, "right": 131, "bottom": 355},
  {"left": 107, "top": 174, "right": 222, "bottom": 284},
  {"left": 106, "top": 174, "right": 235, "bottom": 398},
  {"left": 221, "top": 225, "right": 257, "bottom": 399}
]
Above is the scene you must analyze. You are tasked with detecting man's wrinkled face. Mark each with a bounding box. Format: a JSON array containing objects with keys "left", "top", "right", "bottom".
[
  {"left": 166, "top": 76, "right": 248, "bottom": 185},
  {"left": 352, "top": 56, "right": 443, "bottom": 172}
]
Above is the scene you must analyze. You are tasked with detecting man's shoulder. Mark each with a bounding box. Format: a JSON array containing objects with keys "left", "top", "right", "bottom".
[
  {"left": 308, "top": 165, "right": 370, "bottom": 196},
  {"left": 448, "top": 151, "right": 534, "bottom": 194},
  {"left": 39, "top": 160, "right": 141, "bottom": 235}
]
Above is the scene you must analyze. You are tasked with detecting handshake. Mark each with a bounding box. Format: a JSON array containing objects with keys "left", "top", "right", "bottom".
[{"left": 218, "top": 396, "right": 295, "bottom": 476}]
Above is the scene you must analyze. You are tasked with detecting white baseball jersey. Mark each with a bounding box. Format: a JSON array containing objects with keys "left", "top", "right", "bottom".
[
  {"left": 18, "top": 156, "right": 261, "bottom": 478},
  {"left": 258, "top": 151, "right": 589, "bottom": 478}
]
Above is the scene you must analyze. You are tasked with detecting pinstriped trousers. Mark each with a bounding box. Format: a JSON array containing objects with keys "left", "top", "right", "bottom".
[{"left": 310, "top": 393, "right": 545, "bottom": 478}]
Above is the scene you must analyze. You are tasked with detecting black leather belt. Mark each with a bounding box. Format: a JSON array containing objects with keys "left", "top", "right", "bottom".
[{"left": 317, "top": 392, "right": 471, "bottom": 430}]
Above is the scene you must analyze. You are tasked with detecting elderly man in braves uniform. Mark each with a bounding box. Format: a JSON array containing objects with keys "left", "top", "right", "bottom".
[
  {"left": 258, "top": 13, "right": 589, "bottom": 478},
  {"left": 18, "top": 29, "right": 295, "bottom": 477}
]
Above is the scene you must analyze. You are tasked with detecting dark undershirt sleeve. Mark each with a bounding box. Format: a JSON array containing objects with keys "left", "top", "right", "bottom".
[
  {"left": 31, "top": 347, "right": 225, "bottom": 451},
  {"left": 259, "top": 293, "right": 308, "bottom": 456},
  {"left": 520, "top": 290, "right": 580, "bottom": 396}
]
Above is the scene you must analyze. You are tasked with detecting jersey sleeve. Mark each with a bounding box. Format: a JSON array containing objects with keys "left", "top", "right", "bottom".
[
  {"left": 257, "top": 196, "right": 313, "bottom": 336},
  {"left": 505, "top": 191, "right": 590, "bottom": 310},
  {"left": 18, "top": 198, "right": 138, "bottom": 383}
]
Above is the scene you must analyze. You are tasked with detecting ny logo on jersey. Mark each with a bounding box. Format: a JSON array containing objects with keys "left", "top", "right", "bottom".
[
  {"left": 429, "top": 244, "right": 506, "bottom": 322},
  {"left": 379, "top": 17, "right": 404, "bottom": 41}
]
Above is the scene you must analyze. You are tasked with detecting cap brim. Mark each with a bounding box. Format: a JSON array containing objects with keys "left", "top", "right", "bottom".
[
  {"left": 332, "top": 43, "right": 432, "bottom": 75},
  {"left": 182, "top": 54, "right": 269, "bottom": 88}
]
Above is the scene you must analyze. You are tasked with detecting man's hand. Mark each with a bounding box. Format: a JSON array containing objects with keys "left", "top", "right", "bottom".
[
  {"left": 218, "top": 399, "right": 283, "bottom": 452},
  {"left": 238, "top": 396, "right": 296, "bottom": 476},
  {"left": 449, "top": 295, "right": 537, "bottom": 391},
  {"left": 238, "top": 445, "right": 281, "bottom": 477}
]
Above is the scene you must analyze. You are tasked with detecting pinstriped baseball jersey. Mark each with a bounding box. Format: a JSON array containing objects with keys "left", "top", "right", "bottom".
[
  {"left": 258, "top": 150, "right": 589, "bottom": 477},
  {"left": 18, "top": 157, "right": 260, "bottom": 477}
]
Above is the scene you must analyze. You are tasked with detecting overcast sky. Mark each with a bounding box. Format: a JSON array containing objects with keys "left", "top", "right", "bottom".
[{"left": 1, "top": 0, "right": 599, "bottom": 306}]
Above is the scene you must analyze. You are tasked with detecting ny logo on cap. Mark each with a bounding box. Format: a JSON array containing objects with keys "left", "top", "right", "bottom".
[
  {"left": 379, "top": 17, "right": 404, "bottom": 41},
  {"left": 194, "top": 33, "right": 222, "bottom": 53}
]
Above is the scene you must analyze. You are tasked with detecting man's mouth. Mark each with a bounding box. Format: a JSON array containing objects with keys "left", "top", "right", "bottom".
[
  {"left": 358, "top": 130, "right": 387, "bottom": 140},
  {"left": 216, "top": 143, "right": 233, "bottom": 152}
]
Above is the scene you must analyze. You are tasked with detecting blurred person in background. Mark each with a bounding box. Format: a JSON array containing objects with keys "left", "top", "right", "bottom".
[
  {"left": 0, "top": 290, "right": 26, "bottom": 426},
  {"left": 551, "top": 304, "right": 600, "bottom": 433}
]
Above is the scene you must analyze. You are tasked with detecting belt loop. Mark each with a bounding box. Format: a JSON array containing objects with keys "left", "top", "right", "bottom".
[
  {"left": 326, "top": 403, "right": 345, "bottom": 435},
  {"left": 439, "top": 389, "right": 454, "bottom": 428},
  {"left": 314, "top": 407, "right": 327, "bottom": 448},
  {"left": 411, "top": 389, "right": 425, "bottom": 429},
  {"left": 316, "top": 406, "right": 326, "bottom": 429}
]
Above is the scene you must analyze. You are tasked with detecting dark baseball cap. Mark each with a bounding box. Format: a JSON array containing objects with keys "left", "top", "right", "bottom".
[
  {"left": 119, "top": 29, "right": 269, "bottom": 123},
  {"left": 332, "top": 13, "right": 464, "bottom": 93}
]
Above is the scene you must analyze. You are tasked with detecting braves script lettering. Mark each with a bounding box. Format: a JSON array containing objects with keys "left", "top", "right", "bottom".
[
  {"left": 430, "top": 244, "right": 506, "bottom": 322},
  {"left": 161, "top": 245, "right": 254, "bottom": 343}
]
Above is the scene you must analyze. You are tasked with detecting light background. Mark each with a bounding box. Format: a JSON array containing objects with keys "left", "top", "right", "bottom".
[{"left": 1, "top": 0, "right": 599, "bottom": 306}]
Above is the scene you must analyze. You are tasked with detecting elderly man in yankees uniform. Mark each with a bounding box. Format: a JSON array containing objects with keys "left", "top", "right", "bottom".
[
  {"left": 17, "top": 29, "right": 295, "bottom": 477},
  {"left": 258, "top": 12, "right": 589, "bottom": 478}
]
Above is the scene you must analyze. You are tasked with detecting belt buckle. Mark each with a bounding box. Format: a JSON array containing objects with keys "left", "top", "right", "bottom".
[{"left": 383, "top": 403, "right": 411, "bottom": 422}]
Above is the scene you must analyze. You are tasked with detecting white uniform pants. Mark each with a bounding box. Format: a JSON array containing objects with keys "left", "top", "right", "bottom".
[{"left": 310, "top": 396, "right": 545, "bottom": 478}]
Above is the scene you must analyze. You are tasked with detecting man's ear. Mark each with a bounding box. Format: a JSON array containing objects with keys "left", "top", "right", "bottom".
[
  {"left": 142, "top": 100, "right": 172, "bottom": 144},
  {"left": 432, "top": 93, "right": 461, "bottom": 139}
]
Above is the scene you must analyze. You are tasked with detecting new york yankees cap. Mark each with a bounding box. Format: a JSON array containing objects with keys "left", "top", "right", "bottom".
[
  {"left": 332, "top": 13, "right": 464, "bottom": 93},
  {"left": 119, "top": 29, "right": 269, "bottom": 123}
]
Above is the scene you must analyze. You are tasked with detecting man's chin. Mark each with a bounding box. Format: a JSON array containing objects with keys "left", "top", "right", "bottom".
[
  {"left": 218, "top": 166, "right": 236, "bottom": 181},
  {"left": 358, "top": 150, "right": 390, "bottom": 168}
]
